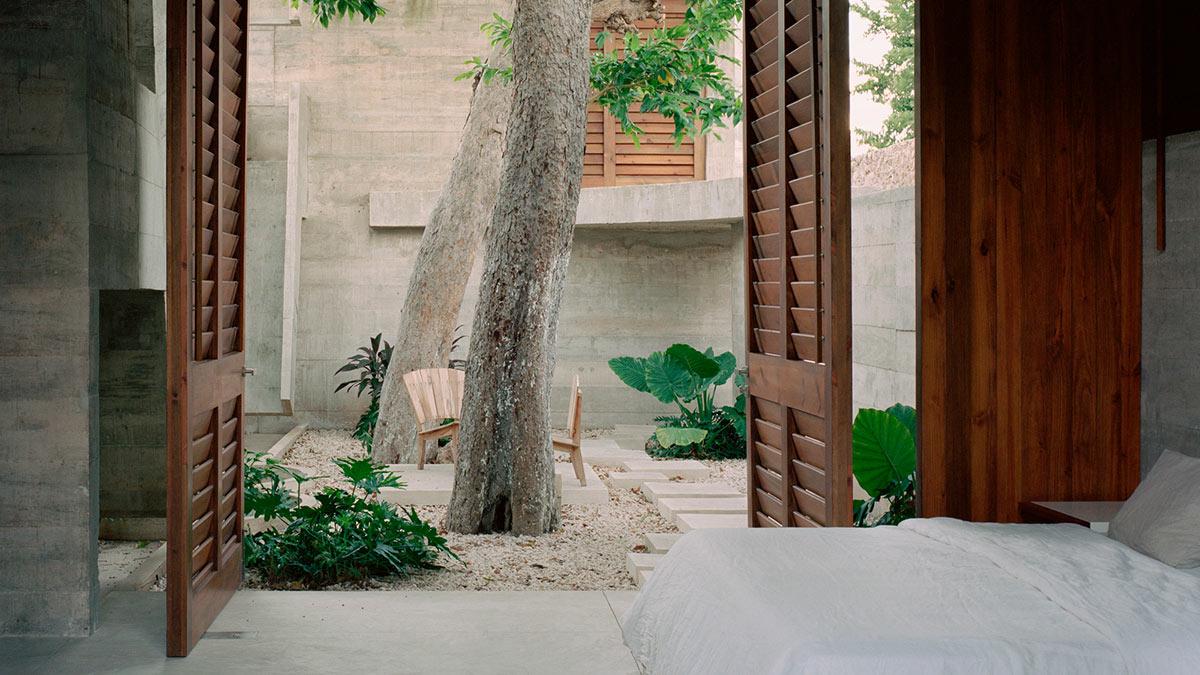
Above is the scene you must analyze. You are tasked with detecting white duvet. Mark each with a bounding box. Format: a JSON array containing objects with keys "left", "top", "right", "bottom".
[{"left": 622, "top": 518, "right": 1200, "bottom": 674}]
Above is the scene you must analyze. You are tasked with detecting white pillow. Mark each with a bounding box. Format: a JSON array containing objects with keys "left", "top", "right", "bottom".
[{"left": 1108, "top": 450, "right": 1200, "bottom": 568}]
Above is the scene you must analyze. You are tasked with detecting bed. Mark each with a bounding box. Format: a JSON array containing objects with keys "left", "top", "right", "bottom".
[{"left": 622, "top": 518, "right": 1200, "bottom": 674}]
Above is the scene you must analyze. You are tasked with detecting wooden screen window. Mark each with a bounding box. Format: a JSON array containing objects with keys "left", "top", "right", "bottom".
[
  {"left": 582, "top": 0, "right": 707, "bottom": 187},
  {"left": 743, "top": 0, "right": 852, "bottom": 528},
  {"left": 166, "top": 0, "right": 249, "bottom": 656}
]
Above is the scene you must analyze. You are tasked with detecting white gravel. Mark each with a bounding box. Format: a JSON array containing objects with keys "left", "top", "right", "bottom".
[
  {"left": 99, "top": 540, "right": 163, "bottom": 595},
  {"left": 265, "top": 429, "right": 679, "bottom": 591}
]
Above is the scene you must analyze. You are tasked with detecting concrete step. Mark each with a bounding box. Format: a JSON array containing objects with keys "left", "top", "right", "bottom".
[
  {"left": 636, "top": 569, "right": 654, "bottom": 587},
  {"left": 642, "top": 532, "right": 683, "bottom": 554},
  {"left": 580, "top": 438, "right": 622, "bottom": 451},
  {"left": 675, "top": 513, "right": 747, "bottom": 532},
  {"left": 658, "top": 497, "right": 747, "bottom": 521},
  {"left": 641, "top": 481, "right": 742, "bottom": 504},
  {"left": 626, "top": 552, "right": 666, "bottom": 580},
  {"left": 607, "top": 471, "right": 671, "bottom": 489},
  {"left": 580, "top": 443, "right": 649, "bottom": 469},
  {"left": 620, "top": 459, "right": 709, "bottom": 481},
  {"left": 612, "top": 424, "right": 656, "bottom": 451}
]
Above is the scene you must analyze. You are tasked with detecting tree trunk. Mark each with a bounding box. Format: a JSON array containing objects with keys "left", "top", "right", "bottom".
[
  {"left": 372, "top": 44, "right": 513, "bottom": 463},
  {"left": 445, "top": 0, "right": 593, "bottom": 535},
  {"left": 372, "top": 0, "right": 665, "bottom": 465}
]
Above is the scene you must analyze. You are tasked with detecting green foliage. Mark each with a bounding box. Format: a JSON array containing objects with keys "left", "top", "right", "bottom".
[
  {"left": 245, "top": 454, "right": 455, "bottom": 588},
  {"left": 610, "top": 344, "right": 745, "bottom": 460},
  {"left": 851, "top": 0, "right": 914, "bottom": 148},
  {"left": 292, "top": 0, "right": 386, "bottom": 27},
  {"left": 334, "top": 334, "right": 392, "bottom": 452},
  {"left": 244, "top": 450, "right": 311, "bottom": 523},
  {"left": 851, "top": 403, "right": 917, "bottom": 526},
  {"left": 460, "top": 0, "right": 743, "bottom": 143}
]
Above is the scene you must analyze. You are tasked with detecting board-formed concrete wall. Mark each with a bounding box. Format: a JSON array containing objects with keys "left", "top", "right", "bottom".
[
  {"left": 851, "top": 186, "right": 916, "bottom": 413},
  {"left": 243, "top": 0, "right": 747, "bottom": 430},
  {"left": 1, "top": 0, "right": 168, "bottom": 636},
  {"left": 1141, "top": 132, "right": 1200, "bottom": 474}
]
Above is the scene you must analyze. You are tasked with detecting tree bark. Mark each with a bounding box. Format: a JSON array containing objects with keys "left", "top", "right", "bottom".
[
  {"left": 445, "top": 0, "right": 593, "bottom": 535},
  {"left": 372, "top": 44, "right": 513, "bottom": 463},
  {"left": 372, "top": 0, "right": 664, "bottom": 464}
]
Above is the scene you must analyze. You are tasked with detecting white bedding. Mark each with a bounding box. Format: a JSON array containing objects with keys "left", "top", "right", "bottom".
[{"left": 622, "top": 518, "right": 1200, "bottom": 674}]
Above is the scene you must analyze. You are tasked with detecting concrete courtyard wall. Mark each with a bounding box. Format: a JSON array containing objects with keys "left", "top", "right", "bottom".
[
  {"left": 1141, "top": 132, "right": 1200, "bottom": 473},
  {"left": 243, "top": 0, "right": 747, "bottom": 430},
  {"left": 851, "top": 186, "right": 916, "bottom": 414}
]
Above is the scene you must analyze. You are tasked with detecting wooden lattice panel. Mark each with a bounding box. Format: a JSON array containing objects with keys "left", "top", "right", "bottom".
[
  {"left": 582, "top": 0, "right": 706, "bottom": 187},
  {"left": 744, "top": 0, "right": 851, "bottom": 529}
]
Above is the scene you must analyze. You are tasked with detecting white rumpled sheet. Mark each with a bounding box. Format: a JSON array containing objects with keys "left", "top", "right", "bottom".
[{"left": 622, "top": 518, "right": 1200, "bottom": 674}]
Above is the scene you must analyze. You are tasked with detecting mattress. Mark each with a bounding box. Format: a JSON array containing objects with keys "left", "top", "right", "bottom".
[{"left": 622, "top": 518, "right": 1200, "bottom": 674}]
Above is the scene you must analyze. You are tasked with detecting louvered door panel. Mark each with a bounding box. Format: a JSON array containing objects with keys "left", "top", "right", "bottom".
[
  {"left": 167, "top": 0, "right": 248, "bottom": 657},
  {"left": 744, "top": 0, "right": 851, "bottom": 529}
]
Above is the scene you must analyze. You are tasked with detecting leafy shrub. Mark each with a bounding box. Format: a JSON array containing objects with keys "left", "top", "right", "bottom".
[
  {"left": 609, "top": 343, "right": 746, "bottom": 460},
  {"left": 852, "top": 403, "right": 917, "bottom": 526},
  {"left": 334, "top": 334, "right": 392, "bottom": 452},
  {"left": 244, "top": 453, "right": 454, "bottom": 588}
]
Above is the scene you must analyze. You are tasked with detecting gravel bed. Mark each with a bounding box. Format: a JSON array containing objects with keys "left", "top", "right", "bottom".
[
  {"left": 99, "top": 540, "right": 163, "bottom": 595},
  {"left": 698, "top": 459, "right": 747, "bottom": 494},
  {"left": 264, "top": 429, "right": 678, "bottom": 591}
]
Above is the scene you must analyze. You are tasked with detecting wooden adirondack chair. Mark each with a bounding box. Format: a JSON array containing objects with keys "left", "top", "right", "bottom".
[
  {"left": 402, "top": 368, "right": 466, "bottom": 469},
  {"left": 552, "top": 375, "right": 587, "bottom": 486}
]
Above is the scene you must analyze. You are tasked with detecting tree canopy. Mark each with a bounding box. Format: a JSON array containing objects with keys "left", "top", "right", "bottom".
[{"left": 852, "top": 0, "right": 914, "bottom": 148}]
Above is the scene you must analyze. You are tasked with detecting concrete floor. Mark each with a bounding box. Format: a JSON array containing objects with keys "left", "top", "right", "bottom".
[{"left": 0, "top": 590, "right": 641, "bottom": 674}]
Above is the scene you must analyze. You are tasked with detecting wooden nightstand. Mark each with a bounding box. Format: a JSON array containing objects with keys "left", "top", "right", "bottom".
[{"left": 1019, "top": 501, "right": 1125, "bottom": 534}]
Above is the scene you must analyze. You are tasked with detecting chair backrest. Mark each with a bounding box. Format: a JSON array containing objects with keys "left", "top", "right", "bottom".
[
  {"left": 402, "top": 368, "right": 465, "bottom": 428},
  {"left": 565, "top": 374, "right": 582, "bottom": 443}
]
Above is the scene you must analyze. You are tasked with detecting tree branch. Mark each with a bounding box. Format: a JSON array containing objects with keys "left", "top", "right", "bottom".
[{"left": 592, "top": 0, "right": 664, "bottom": 31}]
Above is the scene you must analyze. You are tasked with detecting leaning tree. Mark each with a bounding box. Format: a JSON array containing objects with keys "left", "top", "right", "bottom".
[{"left": 371, "top": 0, "right": 743, "bottom": 463}]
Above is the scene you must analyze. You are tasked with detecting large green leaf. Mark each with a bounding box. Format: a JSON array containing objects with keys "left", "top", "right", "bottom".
[
  {"left": 644, "top": 351, "right": 694, "bottom": 403},
  {"left": 608, "top": 356, "right": 650, "bottom": 393},
  {"left": 885, "top": 403, "right": 917, "bottom": 440},
  {"left": 852, "top": 408, "right": 916, "bottom": 498},
  {"left": 655, "top": 426, "right": 709, "bottom": 448},
  {"left": 707, "top": 351, "right": 737, "bottom": 386},
  {"left": 666, "top": 343, "right": 719, "bottom": 378}
]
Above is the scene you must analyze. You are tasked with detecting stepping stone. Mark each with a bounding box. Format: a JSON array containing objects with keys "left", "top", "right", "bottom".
[
  {"left": 658, "top": 497, "right": 747, "bottom": 521},
  {"left": 558, "top": 463, "right": 608, "bottom": 505},
  {"left": 642, "top": 532, "right": 682, "bottom": 554},
  {"left": 626, "top": 552, "right": 666, "bottom": 580},
  {"left": 582, "top": 450, "right": 648, "bottom": 469},
  {"left": 620, "top": 459, "right": 709, "bottom": 481},
  {"left": 581, "top": 438, "right": 622, "bottom": 451},
  {"left": 675, "top": 513, "right": 747, "bottom": 532},
  {"left": 612, "top": 425, "right": 657, "bottom": 451},
  {"left": 608, "top": 471, "right": 671, "bottom": 489},
  {"left": 380, "top": 462, "right": 606, "bottom": 505},
  {"left": 641, "top": 481, "right": 742, "bottom": 504},
  {"left": 636, "top": 569, "right": 654, "bottom": 587}
]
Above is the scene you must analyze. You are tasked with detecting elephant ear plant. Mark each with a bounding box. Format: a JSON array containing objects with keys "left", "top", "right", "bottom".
[
  {"left": 852, "top": 403, "right": 917, "bottom": 526},
  {"left": 609, "top": 343, "right": 746, "bottom": 460}
]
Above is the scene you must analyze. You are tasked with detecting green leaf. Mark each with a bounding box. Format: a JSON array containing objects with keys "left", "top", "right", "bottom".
[
  {"left": 608, "top": 356, "right": 650, "bottom": 393},
  {"left": 643, "top": 351, "right": 694, "bottom": 403},
  {"left": 852, "top": 408, "right": 916, "bottom": 498},
  {"left": 666, "top": 343, "right": 720, "bottom": 378},
  {"left": 708, "top": 350, "right": 737, "bottom": 386},
  {"left": 885, "top": 403, "right": 917, "bottom": 440},
  {"left": 655, "top": 426, "right": 708, "bottom": 448}
]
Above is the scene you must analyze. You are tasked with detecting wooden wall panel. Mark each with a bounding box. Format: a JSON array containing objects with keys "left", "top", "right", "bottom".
[
  {"left": 745, "top": 0, "right": 851, "bottom": 528},
  {"left": 918, "top": 0, "right": 1142, "bottom": 522},
  {"left": 582, "top": 0, "right": 706, "bottom": 187}
]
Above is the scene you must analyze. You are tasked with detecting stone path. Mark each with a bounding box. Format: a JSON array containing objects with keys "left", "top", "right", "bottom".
[{"left": 597, "top": 429, "right": 748, "bottom": 587}]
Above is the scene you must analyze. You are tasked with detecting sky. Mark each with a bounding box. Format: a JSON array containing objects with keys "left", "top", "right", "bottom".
[{"left": 848, "top": 0, "right": 893, "bottom": 157}]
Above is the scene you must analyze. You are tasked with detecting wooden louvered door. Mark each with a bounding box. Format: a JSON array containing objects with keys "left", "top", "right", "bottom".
[
  {"left": 165, "top": 0, "right": 248, "bottom": 657},
  {"left": 744, "top": 0, "right": 851, "bottom": 528}
]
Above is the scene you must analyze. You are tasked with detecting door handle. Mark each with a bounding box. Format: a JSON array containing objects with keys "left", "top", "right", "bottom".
[{"left": 242, "top": 367, "right": 256, "bottom": 376}]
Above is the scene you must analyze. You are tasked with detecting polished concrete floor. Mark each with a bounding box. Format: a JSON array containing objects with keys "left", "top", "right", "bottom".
[{"left": 0, "top": 590, "right": 641, "bottom": 674}]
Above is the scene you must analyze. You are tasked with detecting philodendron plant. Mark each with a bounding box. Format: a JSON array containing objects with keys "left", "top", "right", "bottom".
[
  {"left": 852, "top": 403, "right": 917, "bottom": 526},
  {"left": 608, "top": 344, "right": 746, "bottom": 459}
]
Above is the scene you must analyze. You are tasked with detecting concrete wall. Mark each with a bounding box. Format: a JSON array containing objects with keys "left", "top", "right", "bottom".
[
  {"left": 1141, "top": 131, "right": 1200, "bottom": 474},
  {"left": 851, "top": 186, "right": 916, "bottom": 413},
  {"left": 0, "top": 0, "right": 99, "bottom": 637},
  {"left": 243, "top": 0, "right": 748, "bottom": 430},
  {"left": 1, "top": 0, "right": 166, "bottom": 636}
]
